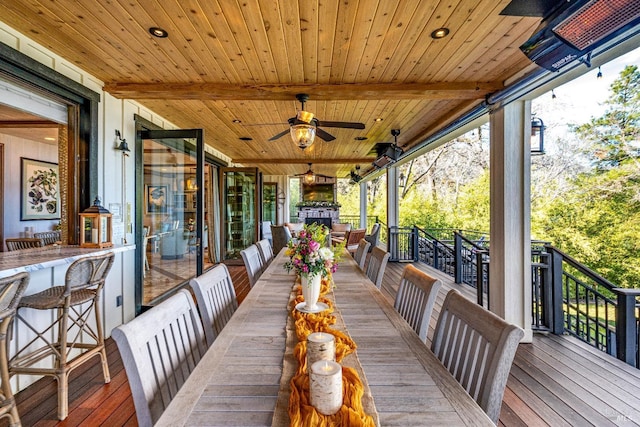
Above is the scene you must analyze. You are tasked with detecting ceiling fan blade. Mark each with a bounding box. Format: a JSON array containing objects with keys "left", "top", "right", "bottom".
[
  {"left": 268, "top": 129, "right": 290, "bottom": 141},
  {"left": 316, "top": 120, "right": 365, "bottom": 129},
  {"left": 316, "top": 128, "right": 336, "bottom": 142}
]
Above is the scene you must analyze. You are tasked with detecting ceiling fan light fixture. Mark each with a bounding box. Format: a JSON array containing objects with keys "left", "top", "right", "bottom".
[
  {"left": 297, "top": 110, "right": 314, "bottom": 123},
  {"left": 290, "top": 123, "right": 316, "bottom": 149},
  {"left": 303, "top": 170, "right": 315, "bottom": 184}
]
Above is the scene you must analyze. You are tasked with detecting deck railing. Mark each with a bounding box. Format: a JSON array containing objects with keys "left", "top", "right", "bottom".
[
  {"left": 387, "top": 228, "right": 640, "bottom": 368},
  {"left": 338, "top": 215, "right": 379, "bottom": 232}
]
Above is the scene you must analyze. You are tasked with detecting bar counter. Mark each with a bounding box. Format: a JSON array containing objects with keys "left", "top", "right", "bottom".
[{"left": 0, "top": 244, "right": 134, "bottom": 278}]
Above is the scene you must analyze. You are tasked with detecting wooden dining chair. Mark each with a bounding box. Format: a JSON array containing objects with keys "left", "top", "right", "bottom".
[
  {"left": 393, "top": 264, "right": 442, "bottom": 342},
  {"left": 353, "top": 238, "right": 371, "bottom": 271},
  {"left": 431, "top": 289, "right": 524, "bottom": 424},
  {"left": 344, "top": 228, "right": 367, "bottom": 254},
  {"left": 256, "top": 238, "right": 274, "bottom": 269},
  {"left": 365, "top": 246, "right": 390, "bottom": 289},
  {"left": 270, "top": 225, "right": 292, "bottom": 255},
  {"left": 5, "top": 238, "right": 44, "bottom": 251},
  {"left": 189, "top": 264, "right": 238, "bottom": 346},
  {"left": 112, "top": 289, "right": 207, "bottom": 427},
  {"left": 33, "top": 230, "right": 61, "bottom": 245},
  {"left": 0, "top": 272, "right": 30, "bottom": 427},
  {"left": 240, "top": 244, "right": 264, "bottom": 288}
]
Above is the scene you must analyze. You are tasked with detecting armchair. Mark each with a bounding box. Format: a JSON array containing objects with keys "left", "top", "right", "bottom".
[
  {"left": 364, "top": 223, "right": 381, "bottom": 252},
  {"left": 160, "top": 229, "right": 190, "bottom": 259}
]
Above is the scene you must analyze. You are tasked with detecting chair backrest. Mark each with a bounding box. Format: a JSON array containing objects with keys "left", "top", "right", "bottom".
[
  {"left": 65, "top": 252, "right": 115, "bottom": 295},
  {"left": 353, "top": 238, "right": 371, "bottom": 271},
  {"left": 240, "top": 244, "right": 264, "bottom": 288},
  {"left": 112, "top": 289, "right": 207, "bottom": 427},
  {"left": 364, "top": 223, "right": 381, "bottom": 250},
  {"left": 189, "top": 264, "right": 238, "bottom": 346},
  {"left": 285, "top": 222, "right": 304, "bottom": 236},
  {"left": 0, "top": 272, "right": 30, "bottom": 323},
  {"left": 270, "top": 225, "right": 292, "bottom": 255},
  {"left": 5, "top": 238, "right": 44, "bottom": 251},
  {"left": 431, "top": 289, "right": 524, "bottom": 423},
  {"left": 345, "top": 228, "right": 367, "bottom": 252},
  {"left": 261, "top": 221, "right": 273, "bottom": 243},
  {"left": 33, "top": 230, "right": 61, "bottom": 245},
  {"left": 365, "top": 247, "right": 390, "bottom": 289},
  {"left": 256, "top": 239, "right": 274, "bottom": 267},
  {"left": 393, "top": 265, "right": 442, "bottom": 342}
]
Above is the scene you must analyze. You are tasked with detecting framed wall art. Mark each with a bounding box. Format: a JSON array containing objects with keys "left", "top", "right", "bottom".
[
  {"left": 21, "top": 157, "right": 60, "bottom": 220},
  {"left": 146, "top": 184, "right": 168, "bottom": 213}
]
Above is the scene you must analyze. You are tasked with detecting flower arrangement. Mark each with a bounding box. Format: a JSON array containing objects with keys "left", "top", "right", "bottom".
[{"left": 284, "top": 223, "right": 340, "bottom": 278}]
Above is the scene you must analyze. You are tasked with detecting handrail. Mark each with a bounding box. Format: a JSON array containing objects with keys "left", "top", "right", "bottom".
[{"left": 407, "top": 227, "right": 640, "bottom": 368}]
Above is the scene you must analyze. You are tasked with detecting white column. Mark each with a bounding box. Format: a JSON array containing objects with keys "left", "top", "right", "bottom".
[
  {"left": 359, "top": 181, "right": 368, "bottom": 229},
  {"left": 386, "top": 166, "right": 399, "bottom": 228},
  {"left": 489, "top": 100, "right": 532, "bottom": 342}
]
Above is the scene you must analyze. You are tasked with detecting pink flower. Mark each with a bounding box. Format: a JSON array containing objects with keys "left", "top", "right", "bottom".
[{"left": 309, "top": 240, "right": 320, "bottom": 252}]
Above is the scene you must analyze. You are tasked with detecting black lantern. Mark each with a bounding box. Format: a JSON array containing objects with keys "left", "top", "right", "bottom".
[{"left": 531, "top": 117, "right": 545, "bottom": 155}]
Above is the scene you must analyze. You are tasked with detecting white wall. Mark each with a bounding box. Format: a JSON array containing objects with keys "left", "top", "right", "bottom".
[
  {"left": 1, "top": 134, "right": 59, "bottom": 241},
  {"left": 0, "top": 22, "right": 184, "bottom": 331}
]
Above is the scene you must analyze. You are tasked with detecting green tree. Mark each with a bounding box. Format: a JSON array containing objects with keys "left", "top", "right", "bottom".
[
  {"left": 574, "top": 65, "right": 640, "bottom": 169},
  {"left": 539, "top": 65, "right": 640, "bottom": 287}
]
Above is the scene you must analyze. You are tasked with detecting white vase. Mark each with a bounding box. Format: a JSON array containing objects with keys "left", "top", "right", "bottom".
[{"left": 301, "top": 273, "right": 322, "bottom": 311}]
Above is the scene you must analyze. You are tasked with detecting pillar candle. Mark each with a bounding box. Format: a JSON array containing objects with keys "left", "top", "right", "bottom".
[
  {"left": 310, "top": 360, "right": 343, "bottom": 415},
  {"left": 307, "top": 332, "right": 335, "bottom": 374},
  {"left": 91, "top": 229, "right": 99, "bottom": 243}
]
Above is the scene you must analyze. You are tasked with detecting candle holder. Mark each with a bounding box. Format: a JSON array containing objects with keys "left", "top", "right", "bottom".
[
  {"left": 307, "top": 332, "right": 335, "bottom": 374},
  {"left": 310, "top": 360, "right": 343, "bottom": 415}
]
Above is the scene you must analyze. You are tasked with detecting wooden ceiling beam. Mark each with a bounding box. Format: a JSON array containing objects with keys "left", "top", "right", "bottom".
[
  {"left": 233, "top": 158, "right": 374, "bottom": 164},
  {"left": 103, "top": 82, "right": 503, "bottom": 101}
]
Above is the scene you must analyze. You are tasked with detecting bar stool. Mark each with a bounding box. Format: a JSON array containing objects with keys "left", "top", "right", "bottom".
[
  {"left": 10, "top": 252, "right": 114, "bottom": 420},
  {"left": 0, "top": 272, "right": 30, "bottom": 427}
]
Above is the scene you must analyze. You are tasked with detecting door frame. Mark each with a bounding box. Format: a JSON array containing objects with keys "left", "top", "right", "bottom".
[{"left": 135, "top": 125, "right": 204, "bottom": 313}]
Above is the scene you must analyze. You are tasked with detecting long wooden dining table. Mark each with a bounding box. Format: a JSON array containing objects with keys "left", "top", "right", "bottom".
[{"left": 156, "top": 249, "right": 493, "bottom": 426}]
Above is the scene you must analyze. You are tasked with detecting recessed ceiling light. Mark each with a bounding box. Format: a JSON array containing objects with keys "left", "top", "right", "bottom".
[
  {"left": 431, "top": 27, "right": 450, "bottom": 39},
  {"left": 239, "top": 137, "right": 253, "bottom": 141},
  {"left": 354, "top": 136, "right": 368, "bottom": 141},
  {"left": 149, "top": 27, "right": 168, "bottom": 38},
  {"left": 44, "top": 137, "right": 56, "bottom": 141},
  {"left": 374, "top": 118, "right": 383, "bottom": 122},
  {"left": 232, "top": 119, "right": 242, "bottom": 123}
]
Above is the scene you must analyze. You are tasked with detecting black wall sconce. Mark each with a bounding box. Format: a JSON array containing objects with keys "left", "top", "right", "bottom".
[
  {"left": 115, "top": 130, "right": 130, "bottom": 156},
  {"left": 530, "top": 117, "right": 545, "bottom": 155}
]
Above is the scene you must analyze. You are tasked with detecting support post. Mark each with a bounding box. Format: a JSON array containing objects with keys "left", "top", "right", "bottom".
[
  {"left": 454, "top": 232, "right": 462, "bottom": 284},
  {"left": 548, "top": 247, "right": 565, "bottom": 334},
  {"left": 613, "top": 288, "right": 640, "bottom": 367},
  {"left": 359, "top": 181, "right": 367, "bottom": 230},
  {"left": 489, "top": 100, "right": 533, "bottom": 342},
  {"left": 387, "top": 166, "right": 399, "bottom": 229}
]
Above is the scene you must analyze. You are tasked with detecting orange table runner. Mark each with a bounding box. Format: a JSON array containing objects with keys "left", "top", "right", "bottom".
[{"left": 286, "top": 276, "right": 376, "bottom": 426}]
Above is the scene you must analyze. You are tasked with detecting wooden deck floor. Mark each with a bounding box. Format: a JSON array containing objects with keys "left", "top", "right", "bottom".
[{"left": 7, "top": 261, "right": 640, "bottom": 426}]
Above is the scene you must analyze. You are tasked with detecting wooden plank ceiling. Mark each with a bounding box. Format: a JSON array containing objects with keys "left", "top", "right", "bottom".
[{"left": 0, "top": 0, "right": 540, "bottom": 177}]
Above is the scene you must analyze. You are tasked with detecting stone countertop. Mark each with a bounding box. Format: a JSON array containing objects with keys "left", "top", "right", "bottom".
[{"left": 0, "top": 245, "right": 135, "bottom": 278}]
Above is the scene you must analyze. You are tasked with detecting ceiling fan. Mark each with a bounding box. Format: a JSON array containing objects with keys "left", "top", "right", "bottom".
[
  {"left": 269, "top": 93, "right": 365, "bottom": 148},
  {"left": 296, "top": 163, "right": 332, "bottom": 184},
  {"left": 349, "top": 165, "right": 363, "bottom": 184}
]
